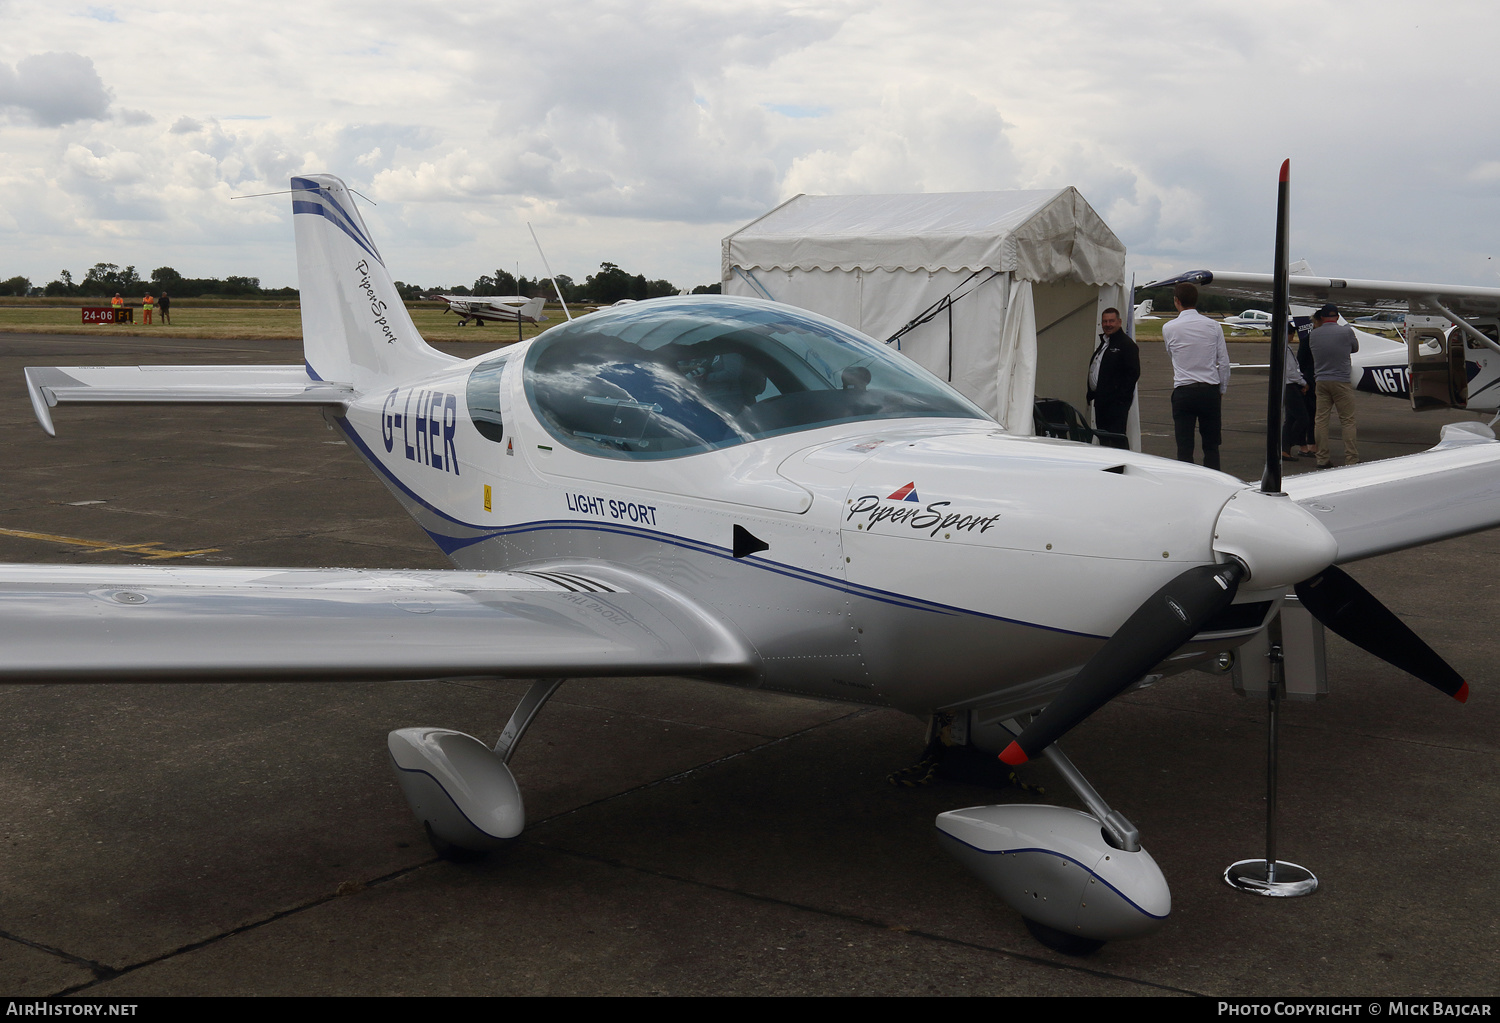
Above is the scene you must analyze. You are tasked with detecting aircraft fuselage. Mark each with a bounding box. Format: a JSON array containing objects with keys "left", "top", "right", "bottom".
[{"left": 337, "top": 341, "right": 1271, "bottom": 720}]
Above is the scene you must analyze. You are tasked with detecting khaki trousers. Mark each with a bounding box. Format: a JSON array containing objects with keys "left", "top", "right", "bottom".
[{"left": 1315, "top": 380, "right": 1358, "bottom": 466}]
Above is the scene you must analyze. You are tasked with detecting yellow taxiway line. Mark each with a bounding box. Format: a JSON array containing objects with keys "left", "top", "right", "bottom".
[{"left": 0, "top": 527, "right": 220, "bottom": 560}]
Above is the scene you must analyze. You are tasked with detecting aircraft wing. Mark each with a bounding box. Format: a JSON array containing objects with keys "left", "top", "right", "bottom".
[
  {"left": 1146, "top": 270, "right": 1500, "bottom": 319},
  {"left": 1283, "top": 422, "right": 1500, "bottom": 563},
  {"left": 0, "top": 564, "right": 756, "bottom": 683},
  {"left": 24, "top": 365, "right": 354, "bottom": 437}
]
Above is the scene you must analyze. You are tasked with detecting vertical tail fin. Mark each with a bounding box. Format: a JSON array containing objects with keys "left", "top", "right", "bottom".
[{"left": 291, "top": 174, "right": 453, "bottom": 390}]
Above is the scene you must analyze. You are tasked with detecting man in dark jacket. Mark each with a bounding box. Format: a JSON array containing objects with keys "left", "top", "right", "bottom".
[{"left": 1086, "top": 307, "right": 1140, "bottom": 449}]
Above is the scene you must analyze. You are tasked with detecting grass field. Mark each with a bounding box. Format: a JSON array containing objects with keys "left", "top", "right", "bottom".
[
  {"left": 0, "top": 301, "right": 1279, "bottom": 345},
  {"left": 0, "top": 301, "right": 564, "bottom": 343}
]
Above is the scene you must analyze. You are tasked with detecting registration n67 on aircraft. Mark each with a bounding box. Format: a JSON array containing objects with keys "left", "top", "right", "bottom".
[{"left": 9, "top": 173, "right": 1499, "bottom": 955}]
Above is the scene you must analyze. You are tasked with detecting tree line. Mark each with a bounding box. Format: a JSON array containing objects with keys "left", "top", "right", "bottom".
[
  {"left": 400, "top": 261, "right": 718, "bottom": 303},
  {"left": 2, "top": 261, "right": 720, "bottom": 302},
  {"left": 9, "top": 264, "right": 297, "bottom": 299}
]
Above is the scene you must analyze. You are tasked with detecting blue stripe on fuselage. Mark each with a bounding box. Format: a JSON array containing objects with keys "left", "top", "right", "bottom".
[{"left": 331, "top": 415, "right": 1104, "bottom": 639}]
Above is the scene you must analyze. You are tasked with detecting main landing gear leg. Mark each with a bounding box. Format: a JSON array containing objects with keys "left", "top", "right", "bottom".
[{"left": 388, "top": 679, "right": 565, "bottom": 861}]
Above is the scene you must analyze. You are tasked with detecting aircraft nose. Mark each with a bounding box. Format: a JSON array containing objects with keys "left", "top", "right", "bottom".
[{"left": 1211, "top": 489, "right": 1339, "bottom": 588}]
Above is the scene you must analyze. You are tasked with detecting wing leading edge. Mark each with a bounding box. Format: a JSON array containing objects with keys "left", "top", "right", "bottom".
[
  {"left": 0, "top": 564, "right": 758, "bottom": 684},
  {"left": 1144, "top": 269, "right": 1500, "bottom": 320},
  {"left": 1283, "top": 422, "right": 1500, "bottom": 563}
]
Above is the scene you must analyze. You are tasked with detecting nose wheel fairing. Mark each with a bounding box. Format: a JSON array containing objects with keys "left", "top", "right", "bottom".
[{"left": 936, "top": 804, "right": 1170, "bottom": 943}]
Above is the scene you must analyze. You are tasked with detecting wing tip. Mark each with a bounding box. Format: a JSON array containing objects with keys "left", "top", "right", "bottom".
[{"left": 1455, "top": 681, "right": 1469, "bottom": 704}]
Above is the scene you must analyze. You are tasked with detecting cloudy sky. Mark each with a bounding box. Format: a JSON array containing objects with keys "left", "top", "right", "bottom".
[{"left": 2, "top": 0, "right": 1497, "bottom": 293}]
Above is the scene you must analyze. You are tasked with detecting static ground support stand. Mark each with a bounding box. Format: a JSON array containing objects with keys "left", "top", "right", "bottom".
[
  {"left": 1224, "top": 858, "right": 1318, "bottom": 896},
  {"left": 388, "top": 727, "right": 525, "bottom": 853},
  {"left": 1223, "top": 635, "right": 1320, "bottom": 898},
  {"left": 936, "top": 804, "right": 1170, "bottom": 947}
]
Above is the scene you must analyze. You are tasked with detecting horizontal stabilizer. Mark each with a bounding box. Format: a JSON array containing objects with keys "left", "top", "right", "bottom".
[
  {"left": 25, "top": 365, "right": 355, "bottom": 436},
  {"left": 1284, "top": 422, "right": 1500, "bottom": 562},
  {"left": 0, "top": 564, "right": 757, "bottom": 683}
]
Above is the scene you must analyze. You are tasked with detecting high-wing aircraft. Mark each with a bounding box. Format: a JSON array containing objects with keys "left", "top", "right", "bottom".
[
  {"left": 1147, "top": 268, "right": 1500, "bottom": 414},
  {"left": 12, "top": 173, "right": 1500, "bottom": 957},
  {"left": 433, "top": 293, "right": 548, "bottom": 327}
]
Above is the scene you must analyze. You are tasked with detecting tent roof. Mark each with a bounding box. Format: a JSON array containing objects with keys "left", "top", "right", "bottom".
[{"left": 722, "top": 187, "right": 1125, "bottom": 285}]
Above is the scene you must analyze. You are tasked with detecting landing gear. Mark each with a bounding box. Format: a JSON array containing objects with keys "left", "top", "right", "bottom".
[
  {"left": 389, "top": 679, "right": 564, "bottom": 860},
  {"left": 424, "top": 820, "right": 487, "bottom": 863},
  {"left": 1023, "top": 917, "right": 1106, "bottom": 957},
  {"left": 935, "top": 716, "right": 1170, "bottom": 955}
]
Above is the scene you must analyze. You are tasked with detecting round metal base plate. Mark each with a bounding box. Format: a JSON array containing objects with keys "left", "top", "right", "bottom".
[{"left": 1224, "top": 859, "right": 1318, "bottom": 897}]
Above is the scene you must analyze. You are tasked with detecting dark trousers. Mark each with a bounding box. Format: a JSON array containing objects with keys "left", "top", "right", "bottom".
[
  {"left": 1282, "top": 383, "right": 1311, "bottom": 451},
  {"left": 1172, "top": 383, "right": 1222, "bottom": 470},
  {"left": 1093, "top": 400, "right": 1130, "bottom": 450}
]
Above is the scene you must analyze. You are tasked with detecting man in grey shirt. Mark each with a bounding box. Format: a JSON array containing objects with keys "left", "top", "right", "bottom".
[{"left": 1309, "top": 303, "right": 1360, "bottom": 467}]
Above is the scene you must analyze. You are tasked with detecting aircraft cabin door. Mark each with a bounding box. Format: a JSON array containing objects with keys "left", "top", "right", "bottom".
[{"left": 1407, "top": 324, "right": 1467, "bottom": 411}]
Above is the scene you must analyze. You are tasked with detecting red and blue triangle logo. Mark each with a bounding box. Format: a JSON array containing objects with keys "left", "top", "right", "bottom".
[{"left": 887, "top": 482, "right": 920, "bottom": 502}]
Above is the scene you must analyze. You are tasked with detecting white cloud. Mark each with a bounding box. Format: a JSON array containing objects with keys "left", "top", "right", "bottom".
[
  {"left": 2, "top": 0, "right": 1500, "bottom": 290},
  {"left": 0, "top": 51, "right": 110, "bottom": 125}
]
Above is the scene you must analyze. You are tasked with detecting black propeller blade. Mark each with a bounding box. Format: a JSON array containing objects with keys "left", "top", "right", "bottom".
[
  {"left": 1262, "top": 158, "right": 1291, "bottom": 495},
  {"left": 999, "top": 560, "right": 1247, "bottom": 765},
  {"left": 1295, "top": 565, "right": 1468, "bottom": 703}
]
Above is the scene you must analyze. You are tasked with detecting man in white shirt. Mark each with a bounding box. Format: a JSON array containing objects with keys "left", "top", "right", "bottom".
[{"left": 1161, "top": 282, "right": 1231, "bottom": 470}]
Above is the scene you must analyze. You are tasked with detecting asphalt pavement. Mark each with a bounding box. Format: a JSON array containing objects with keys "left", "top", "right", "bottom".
[{"left": 0, "top": 332, "right": 1495, "bottom": 996}]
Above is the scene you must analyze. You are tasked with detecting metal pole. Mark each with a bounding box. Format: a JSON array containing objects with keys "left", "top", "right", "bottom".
[
  {"left": 1266, "top": 639, "right": 1282, "bottom": 883},
  {"left": 1225, "top": 611, "right": 1318, "bottom": 896}
]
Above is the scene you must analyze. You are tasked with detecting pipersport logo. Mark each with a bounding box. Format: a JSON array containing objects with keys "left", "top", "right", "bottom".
[{"left": 846, "top": 484, "right": 1000, "bottom": 538}]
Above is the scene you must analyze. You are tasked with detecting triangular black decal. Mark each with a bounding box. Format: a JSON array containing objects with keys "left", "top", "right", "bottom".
[{"left": 733, "top": 524, "right": 770, "bottom": 559}]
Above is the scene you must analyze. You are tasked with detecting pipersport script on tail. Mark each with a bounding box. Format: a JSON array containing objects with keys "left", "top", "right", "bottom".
[{"left": 355, "top": 259, "right": 399, "bottom": 345}]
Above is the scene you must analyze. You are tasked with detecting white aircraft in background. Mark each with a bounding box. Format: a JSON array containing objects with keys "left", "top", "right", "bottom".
[
  {"left": 12, "top": 174, "right": 1499, "bottom": 957},
  {"left": 1133, "top": 298, "right": 1159, "bottom": 321},
  {"left": 1354, "top": 311, "right": 1409, "bottom": 333},
  {"left": 433, "top": 293, "right": 548, "bottom": 327},
  {"left": 1147, "top": 268, "right": 1500, "bottom": 414},
  {"left": 1221, "top": 309, "right": 1274, "bottom": 333}
]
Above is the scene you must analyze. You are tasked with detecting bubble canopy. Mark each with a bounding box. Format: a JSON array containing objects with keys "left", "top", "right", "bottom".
[{"left": 520, "top": 297, "right": 990, "bottom": 460}]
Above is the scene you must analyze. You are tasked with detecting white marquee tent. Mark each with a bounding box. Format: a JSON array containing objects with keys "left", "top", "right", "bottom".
[{"left": 721, "top": 188, "right": 1133, "bottom": 445}]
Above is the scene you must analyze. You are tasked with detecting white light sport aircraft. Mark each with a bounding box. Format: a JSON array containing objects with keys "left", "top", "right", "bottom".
[
  {"left": 433, "top": 293, "right": 548, "bottom": 327},
  {"left": 11, "top": 174, "right": 1500, "bottom": 956},
  {"left": 1147, "top": 268, "right": 1500, "bottom": 414}
]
